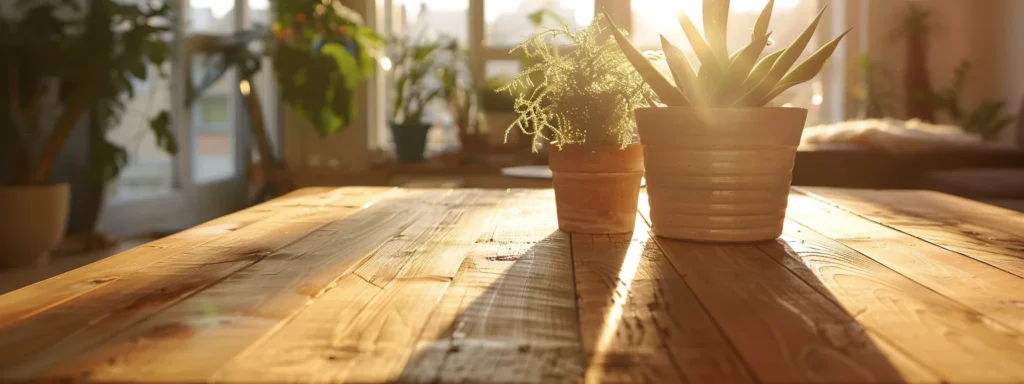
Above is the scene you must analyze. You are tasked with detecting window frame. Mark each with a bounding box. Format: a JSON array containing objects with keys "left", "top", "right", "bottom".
[{"left": 372, "top": 0, "right": 856, "bottom": 153}]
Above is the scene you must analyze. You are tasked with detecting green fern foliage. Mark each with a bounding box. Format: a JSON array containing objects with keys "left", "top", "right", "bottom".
[
  {"left": 609, "top": 0, "right": 851, "bottom": 108},
  {"left": 498, "top": 14, "right": 655, "bottom": 151}
]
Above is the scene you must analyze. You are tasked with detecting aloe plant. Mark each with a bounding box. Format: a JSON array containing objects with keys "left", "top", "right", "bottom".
[{"left": 609, "top": 0, "right": 851, "bottom": 108}]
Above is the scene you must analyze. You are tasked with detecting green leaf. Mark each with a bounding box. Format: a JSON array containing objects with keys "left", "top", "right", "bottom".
[
  {"left": 677, "top": 11, "right": 721, "bottom": 76},
  {"left": 661, "top": 35, "right": 700, "bottom": 105},
  {"left": 735, "top": 6, "right": 827, "bottom": 106},
  {"left": 752, "top": 0, "right": 774, "bottom": 41},
  {"left": 704, "top": 0, "right": 730, "bottom": 67},
  {"left": 149, "top": 111, "right": 177, "bottom": 155},
  {"left": 731, "top": 49, "right": 783, "bottom": 105},
  {"left": 716, "top": 32, "right": 772, "bottom": 104},
  {"left": 148, "top": 41, "right": 169, "bottom": 65},
  {"left": 605, "top": 12, "right": 687, "bottom": 106},
  {"left": 755, "top": 28, "right": 851, "bottom": 106}
]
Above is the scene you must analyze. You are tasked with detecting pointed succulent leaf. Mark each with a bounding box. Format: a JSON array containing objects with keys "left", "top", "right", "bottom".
[
  {"left": 755, "top": 28, "right": 851, "bottom": 106},
  {"left": 731, "top": 49, "right": 783, "bottom": 104},
  {"left": 704, "top": 0, "right": 730, "bottom": 66},
  {"left": 677, "top": 11, "right": 722, "bottom": 75},
  {"left": 735, "top": 6, "right": 826, "bottom": 106},
  {"left": 661, "top": 35, "right": 700, "bottom": 105},
  {"left": 606, "top": 12, "right": 688, "bottom": 106},
  {"left": 752, "top": 0, "right": 774, "bottom": 41},
  {"left": 715, "top": 32, "right": 772, "bottom": 104}
]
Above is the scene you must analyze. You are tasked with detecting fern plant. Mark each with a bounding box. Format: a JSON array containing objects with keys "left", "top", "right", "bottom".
[
  {"left": 609, "top": 0, "right": 850, "bottom": 108},
  {"left": 498, "top": 14, "right": 654, "bottom": 151}
]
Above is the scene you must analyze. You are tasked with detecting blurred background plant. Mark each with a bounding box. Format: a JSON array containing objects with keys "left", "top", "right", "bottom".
[
  {"left": 846, "top": 53, "right": 898, "bottom": 119},
  {"left": 0, "top": 0, "right": 175, "bottom": 186},
  {"left": 893, "top": 2, "right": 937, "bottom": 122},
  {"left": 271, "top": 0, "right": 382, "bottom": 137},
  {"left": 930, "top": 60, "right": 1015, "bottom": 141}
]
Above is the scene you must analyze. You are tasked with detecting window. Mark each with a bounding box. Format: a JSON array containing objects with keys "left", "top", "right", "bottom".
[
  {"left": 484, "top": 0, "right": 594, "bottom": 48},
  {"left": 189, "top": 0, "right": 239, "bottom": 183},
  {"left": 373, "top": 0, "right": 844, "bottom": 154}
]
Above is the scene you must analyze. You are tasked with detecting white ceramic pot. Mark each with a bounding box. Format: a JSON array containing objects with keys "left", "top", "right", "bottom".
[
  {"left": 636, "top": 107, "right": 808, "bottom": 242},
  {"left": 0, "top": 183, "right": 70, "bottom": 267}
]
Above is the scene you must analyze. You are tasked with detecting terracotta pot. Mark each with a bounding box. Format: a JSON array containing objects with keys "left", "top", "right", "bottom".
[
  {"left": 0, "top": 183, "right": 70, "bottom": 267},
  {"left": 549, "top": 144, "right": 644, "bottom": 234},
  {"left": 636, "top": 107, "right": 808, "bottom": 242}
]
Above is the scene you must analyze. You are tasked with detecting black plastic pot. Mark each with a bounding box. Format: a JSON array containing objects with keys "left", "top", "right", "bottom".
[{"left": 390, "top": 122, "right": 431, "bottom": 163}]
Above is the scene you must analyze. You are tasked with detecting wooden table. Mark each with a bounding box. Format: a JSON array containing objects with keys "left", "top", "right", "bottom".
[{"left": 2, "top": 187, "right": 1024, "bottom": 383}]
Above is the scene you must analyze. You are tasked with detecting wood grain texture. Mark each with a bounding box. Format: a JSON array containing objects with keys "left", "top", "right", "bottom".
[
  {"left": 796, "top": 187, "right": 1024, "bottom": 279},
  {"left": 0, "top": 188, "right": 395, "bottom": 381},
  {"left": 785, "top": 193, "right": 1024, "bottom": 335},
  {"left": 0, "top": 187, "right": 390, "bottom": 329},
  {"left": 399, "top": 190, "right": 585, "bottom": 384},
  {"left": 211, "top": 189, "right": 505, "bottom": 383},
  {"left": 572, "top": 219, "right": 754, "bottom": 384},
  {"left": 765, "top": 219, "right": 1024, "bottom": 382},
  {"left": 35, "top": 189, "right": 444, "bottom": 382}
]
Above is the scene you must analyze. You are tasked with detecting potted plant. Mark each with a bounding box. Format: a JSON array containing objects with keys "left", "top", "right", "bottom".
[
  {"left": 610, "top": 0, "right": 850, "bottom": 242},
  {"left": 0, "top": 0, "right": 175, "bottom": 266},
  {"left": 387, "top": 37, "right": 458, "bottom": 163},
  {"left": 501, "top": 15, "right": 654, "bottom": 234}
]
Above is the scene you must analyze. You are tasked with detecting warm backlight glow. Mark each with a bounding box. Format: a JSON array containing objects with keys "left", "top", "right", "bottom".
[
  {"left": 239, "top": 79, "right": 251, "bottom": 96},
  {"left": 587, "top": 224, "right": 646, "bottom": 383},
  {"left": 380, "top": 56, "right": 393, "bottom": 71}
]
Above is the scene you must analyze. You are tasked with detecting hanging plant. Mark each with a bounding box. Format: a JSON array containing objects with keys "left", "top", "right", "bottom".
[{"left": 271, "top": 0, "right": 382, "bottom": 137}]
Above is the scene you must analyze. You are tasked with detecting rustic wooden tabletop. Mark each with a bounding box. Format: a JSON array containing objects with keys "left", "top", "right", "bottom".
[{"left": 1, "top": 186, "right": 1023, "bottom": 383}]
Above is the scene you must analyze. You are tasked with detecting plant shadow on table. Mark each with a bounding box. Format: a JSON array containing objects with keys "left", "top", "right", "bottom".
[
  {"left": 396, "top": 227, "right": 911, "bottom": 383},
  {"left": 396, "top": 231, "right": 586, "bottom": 383}
]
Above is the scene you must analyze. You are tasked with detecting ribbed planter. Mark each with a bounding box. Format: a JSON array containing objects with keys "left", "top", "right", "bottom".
[
  {"left": 0, "top": 183, "right": 70, "bottom": 267},
  {"left": 549, "top": 144, "right": 644, "bottom": 234},
  {"left": 636, "top": 107, "right": 808, "bottom": 242}
]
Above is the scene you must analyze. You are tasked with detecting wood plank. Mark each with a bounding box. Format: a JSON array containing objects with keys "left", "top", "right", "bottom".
[
  {"left": 211, "top": 189, "right": 507, "bottom": 383},
  {"left": 572, "top": 220, "right": 754, "bottom": 383},
  {"left": 806, "top": 188, "right": 1024, "bottom": 238},
  {"left": 0, "top": 188, "right": 398, "bottom": 381},
  {"left": 785, "top": 193, "right": 1024, "bottom": 335},
  {"left": 0, "top": 187, "right": 389, "bottom": 328},
  {"left": 32, "top": 189, "right": 449, "bottom": 382},
  {"left": 796, "top": 187, "right": 1024, "bottom": 279},
  {"left": 763, "top": 219, "right": 1024, "bottom": 382},
  {"left": 652, "top": 237, "right": 911, "bottom": 382},
  {"left": 631, "top": 196, "right": 916, "bottom": 384},
  {"left": 398, "top": 190, "right": 585, "bottom": 384}
]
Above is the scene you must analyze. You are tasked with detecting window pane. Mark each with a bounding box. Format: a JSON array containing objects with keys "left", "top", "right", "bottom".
[
  {"left": 631, "top": 0, "right": 827, "bottom": 123},
  {"left": 247, "top": 0, "right": 279, "bottom": 160},
  {"left": 485, "top": 0, "right": 594, "bottom": 47},
  {"left": 189, "top": 0, "right": 238, "bottom": 183},
  {"left": 395, "top": 0, "right": 468, "bottom": 46},
  {"left": 107, "top": 63, "right": 175, "bottom": 201},
  {"left": 107, "top": 0, "right": 174, "bottom": 202}
]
